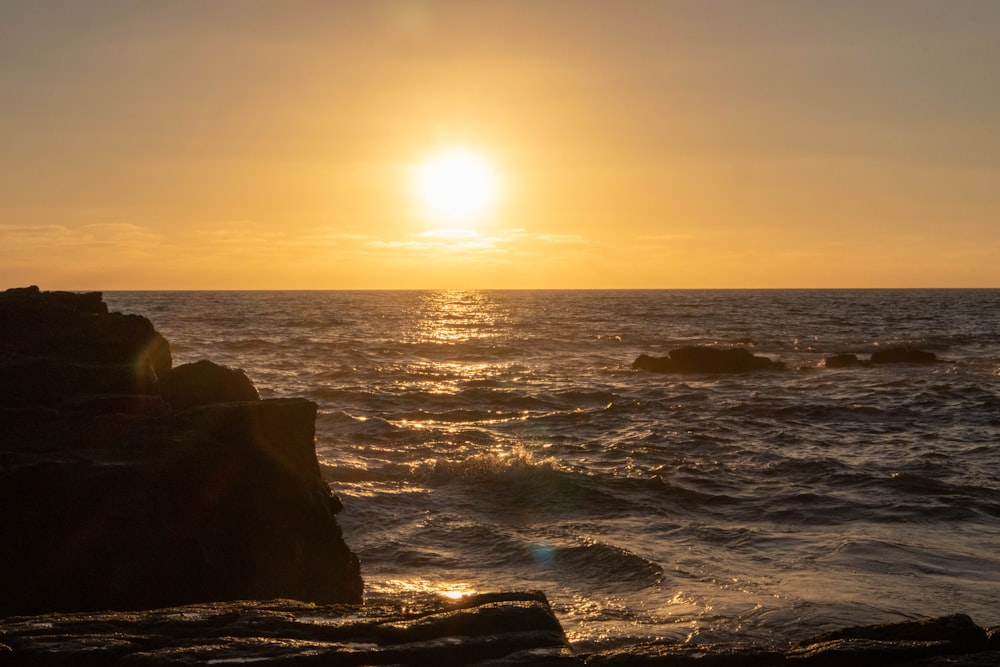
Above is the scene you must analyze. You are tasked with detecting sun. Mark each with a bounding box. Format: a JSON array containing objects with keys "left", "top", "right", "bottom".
[{"left": 414, "top": 147, "right": 499, "bottom": 227}]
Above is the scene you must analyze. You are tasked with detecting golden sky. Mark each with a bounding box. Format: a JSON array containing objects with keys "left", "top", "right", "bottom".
[{"left": 2, "top": 1, "right": 999, "bottom": 289}]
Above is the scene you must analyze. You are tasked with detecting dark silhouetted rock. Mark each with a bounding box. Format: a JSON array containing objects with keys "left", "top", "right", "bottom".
[
  {"left": 161, "top": 359, "right": 261, "bottom": 408},
  {"left": 0, "top": 286, "right": 171, "bottom": 405},
  {"left": 0, "top": 594, "right": 578, "bottom": 666},
  {"left": 0, "top": 287, "right": 361, "bottom": 616},
  {"left": 824, "top": 353, "right": 862, "bottom": 368},
  {"left": 870, "top": 347, "right": 937, "bottom": 364},
  {"left": 799, "top": 613, "right": 989, "bottom": 654},
  {"left": 633, "top": 347, "right": 785, "bottom": 374},
  {"left": 0, "top": 399, "right": 362, "bottom": 615},
  {"left": 584, "top": 641, "right": 782, "bottom": 666},
  {"left": 579, "top": 615, "right": 999, "bottom": 665},
  {"left": 787, "top": 638, "right": 958, "bottom": 665}
]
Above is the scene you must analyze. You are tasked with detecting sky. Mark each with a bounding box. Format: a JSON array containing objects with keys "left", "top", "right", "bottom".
[{"left": 2, "top": 0, "right": 999, "bottom": 289}]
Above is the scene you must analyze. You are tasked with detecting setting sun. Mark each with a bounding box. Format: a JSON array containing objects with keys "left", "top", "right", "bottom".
[{"left": 414, "top": 148, "right": 499, "bottom": 227}]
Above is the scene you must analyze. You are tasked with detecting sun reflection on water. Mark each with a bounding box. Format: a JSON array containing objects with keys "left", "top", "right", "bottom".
[
  {"left": 406, "top": 290, "right": 513, "bottom": 345},
  {"left": 372, "top": 578, "right": 477, "bottom": 601}
]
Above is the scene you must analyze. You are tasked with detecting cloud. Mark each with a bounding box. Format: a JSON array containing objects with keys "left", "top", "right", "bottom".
[
  {"left": 368, "top": 232, "right": 502, "bottom": 254},
  {"left": 532, "top": 233, "right": 587, "bottom": 245},
  {"left": 0, "top": 223, "right": 162, "bottom": 252},
  {"left": 359, "top": 226, "right": 594, "bottom": 258}
]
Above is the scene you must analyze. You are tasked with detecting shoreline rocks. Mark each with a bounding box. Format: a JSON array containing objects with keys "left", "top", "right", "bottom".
[
  {"left": 2, "top": 602, "right": 998, "bottom": 666},
  {"left": 0, "top": 593, "right": 574, "bottom": 666}
]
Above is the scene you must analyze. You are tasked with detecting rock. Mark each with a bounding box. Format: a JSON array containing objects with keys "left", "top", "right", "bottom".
[
  {"left": 584, "top": 641, "right": 782, "bottom": 665},
  {"left": 0, "top": 286, "right": 171, "bottom": 405},
  {"left": 824, "top": 353, "right": 862, "bottom": 368},
  {"left": 870, "top": 347, "right": 937, "bottom": 364},
  {"left": 0, "top": 594, "right": 578, "bottom": 666},
  {"left": 579, "top": 615, "right": 997, "bottom": 666},
  {"left": 161, "top": 359, "right": 261, "bottom": 408},
  {"left": 787, "top": 638, "right": 957, "bottom": 665},
  {"left": 799, "top": 613, "right": 989, "bottom": 654},
  {"left": 0, "top": 287, "right": 361, "bottom": 616},
  {"left": 0, "top": 399, "right": 362, "bottom": 616},
  {"left": 633, "top": 347, "right": 785, "bottom": 374}
]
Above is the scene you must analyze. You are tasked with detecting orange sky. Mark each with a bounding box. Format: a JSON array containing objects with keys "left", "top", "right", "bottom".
[{"left": 2, "top": 1, "right": 999, "bottom": 289}]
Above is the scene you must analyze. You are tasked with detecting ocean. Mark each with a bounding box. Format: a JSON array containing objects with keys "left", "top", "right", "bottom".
[{"left": 103, "top": 289, "right": 1000, "bottom": 650}]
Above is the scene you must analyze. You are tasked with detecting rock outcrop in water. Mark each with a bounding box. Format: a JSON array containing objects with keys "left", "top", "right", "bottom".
[
  {"left": 633, "top": 346, "right": 786, "bottom": 374},
  {"left": 823, "top": 347, "right": 939, "bottom": 368},
  {"left": 0, "top": 286, "right": 362, "bottom": 616}
]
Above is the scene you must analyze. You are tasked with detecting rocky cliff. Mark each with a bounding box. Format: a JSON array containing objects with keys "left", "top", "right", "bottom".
[{"left": 0, "top": 286, "right": 362, "bottom": 616}]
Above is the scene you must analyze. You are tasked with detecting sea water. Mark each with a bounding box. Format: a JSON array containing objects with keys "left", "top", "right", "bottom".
[{"left": 104, "top": 289, "right": 1000, "bottom": 650}]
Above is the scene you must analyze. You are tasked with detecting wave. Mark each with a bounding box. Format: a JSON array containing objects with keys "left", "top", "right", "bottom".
[
  {"left": 416, "top": 447, "right": 564, "bottom": 487},
  {"left": 529, "top": 538, "right": 663, "bottom": 591},
  {"left": 394, "top": 408, "right": 527, "bottom": 424}
]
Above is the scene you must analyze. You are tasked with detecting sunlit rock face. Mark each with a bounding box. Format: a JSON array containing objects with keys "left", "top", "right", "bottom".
[{"left": 0, "top": 286, "right": 362, "bottom": 616}]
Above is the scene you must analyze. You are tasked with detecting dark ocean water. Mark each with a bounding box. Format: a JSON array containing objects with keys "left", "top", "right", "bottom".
[{"left": 104, "top": 289, "right": 1000, "bottom": 650}]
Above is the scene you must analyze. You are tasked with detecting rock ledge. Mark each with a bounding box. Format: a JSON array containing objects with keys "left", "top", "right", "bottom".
[{"left": 0, "top": 286, "right": 361, "bottom": 616}]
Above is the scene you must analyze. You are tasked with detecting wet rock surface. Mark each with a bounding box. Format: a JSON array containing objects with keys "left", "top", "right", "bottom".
[
  {"left": 0, "top": 593, "right": 575, "bottom": 666},
  {"left": 3, "top": 604, "right": 999, "bottom": 666},
  {"left": 580, "top": 614, "right": 1000, "bottom": 666}
]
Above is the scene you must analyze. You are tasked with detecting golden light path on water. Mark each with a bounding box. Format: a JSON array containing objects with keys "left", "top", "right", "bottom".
[
  {"left": 405, "top": 290, "right": 512, "bottom": 344},
  {"left": 368, "top": 578, "right": 477, "bottom": 601},
  {"left": 358, "top": 290, "right": 557, "bottom": 607}
]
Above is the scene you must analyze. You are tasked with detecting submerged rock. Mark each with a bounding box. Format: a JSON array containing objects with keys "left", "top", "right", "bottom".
[
  {"left": 0, "top": 286, "right": 361, "bottom": 616},
  {"left": 633, "top": 347, "right": 785, "bottom": 374}
]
